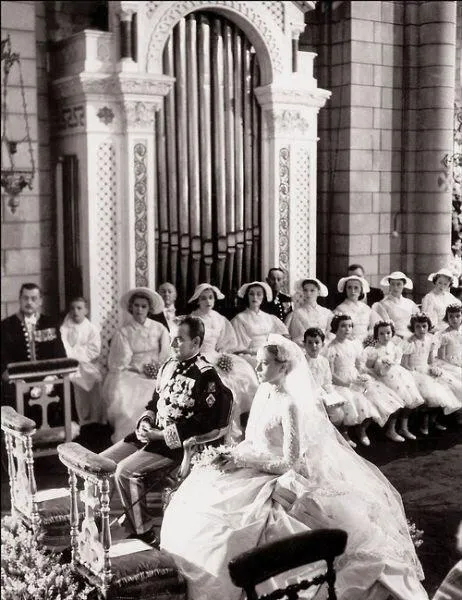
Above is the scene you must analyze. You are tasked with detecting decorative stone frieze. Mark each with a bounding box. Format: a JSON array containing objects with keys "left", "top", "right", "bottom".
[{"left": 124, "top": 101, "right": 158, "bottom": 129}]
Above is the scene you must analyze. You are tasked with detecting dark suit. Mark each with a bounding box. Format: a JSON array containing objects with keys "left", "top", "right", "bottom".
[
  {"left": 1, "top": 313, "right": 67, "bottom": 423},
  {"left": 101, "top": 352, "right": 233, "bottom": 534},
  {"left": 149, "top": 311, "right": 170, "bottom": 331},
  {"left": 263, "top": 292, "right": 293, "bottom": 322}
]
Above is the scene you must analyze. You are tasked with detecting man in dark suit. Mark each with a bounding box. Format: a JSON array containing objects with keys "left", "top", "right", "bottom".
[
  {"left": 263, "top": 267, "right": 293, "bottom": 322},
  {"left": 1, "top": 283, "right": 67, "bottom": 414},
  {"left": 100, "top": 315, "right": 233, "bottom": 545},
  {"left": 149, "top": 282, "right": 178, "bottom": 332}
]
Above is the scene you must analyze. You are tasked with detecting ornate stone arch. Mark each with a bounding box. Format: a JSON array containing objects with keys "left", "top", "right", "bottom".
[{"left": 144, "top": 1, "right": 286, "bottom": 85}]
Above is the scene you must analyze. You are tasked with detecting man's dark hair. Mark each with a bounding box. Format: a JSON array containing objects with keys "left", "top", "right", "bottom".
[
  {"left": 303, "top": 327, "right": 325, "bottom": 343},
  {"left": 180, "top": 315, "right": 205, "bottom": 346},
  {"left": 19, "top": 282, "right": 42, "bottom": 297},
  {"left": 348, "top": 264, "right": 364, "bottom": 274},
  {"left": 267, "top": 267, "right": 285, "bottom": 278}
]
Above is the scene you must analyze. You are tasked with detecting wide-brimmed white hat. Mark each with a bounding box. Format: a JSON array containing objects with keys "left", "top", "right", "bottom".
[
  {"left": 337, "top": 275, "right": 370, "bottom": 294},
  {"left": 380, "top": 271, "right": 413, "bottom": 290},
  {"left": 294, "top": 277, "right": 329, "bottom": 298},
  {"left": 120, "top": 287, "right": 165, "bottom": 314},
  {"left": 188, "top": 283, "right": 225, "bottom": 303},
  {"left": 428, "top": 268, "right": 458, "bottom": 287},
  {"left": 237, "top": 281, "right": 273, "bottom": 302}
]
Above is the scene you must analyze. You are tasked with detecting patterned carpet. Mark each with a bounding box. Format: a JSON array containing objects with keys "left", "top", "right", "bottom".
[{"left": 2, "top": 420, "right": 461, "bottom": 598}]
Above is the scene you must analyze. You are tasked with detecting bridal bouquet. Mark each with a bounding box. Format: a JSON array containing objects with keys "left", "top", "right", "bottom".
[
  {"left": 407, "top": 519, "right": 424, "bottom": 548},
  {"left": 191, "top": 445, "right": 233, "bottom": 470}
]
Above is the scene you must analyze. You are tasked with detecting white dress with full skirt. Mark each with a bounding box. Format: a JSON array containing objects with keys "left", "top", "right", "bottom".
[
  {"left": 160, "top": 382, "right": 428, "bottom": 600},
  {"left": 323, "top": 339, "right": 404, "bottom": 426},
  {"left": 365, "top": 342, "right": 425, "bottom": 410},
  {"left": 102, "top": 316, "right": 171, "bottom": 441},
  {"left": 421, "top": 291, "right": 461, "bottom": 332},
  {"left": 402, "top": 336, "right": 462, "bottom": 414},
  {"left": 436, "top": 327, "right": 462, "bottom": 399}
]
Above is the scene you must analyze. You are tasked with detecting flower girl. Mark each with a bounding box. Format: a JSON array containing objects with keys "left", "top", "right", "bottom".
[
  {"left": 303, "top": 327, "right": 345, "bottom": 427},
  {"left": 334, "top": 276, "right": 380, "bottom": 342},
  {"left": 323, "top": 314, "right": 403, "bottom": 447},
  {"left": 421, "top": 268, "right": 461, "bottom": 332},
  {"left": 364, "top": 321, "right": 425, "bottom": 442},
  {"left": 402, "top": 313, "right": 462, "bottom": 434},
  {"left": 437, "top": 304, "right": 462, "bottom": 381},
  {"left": 285, "top": 278, "right": 333, "bottom": 346}
]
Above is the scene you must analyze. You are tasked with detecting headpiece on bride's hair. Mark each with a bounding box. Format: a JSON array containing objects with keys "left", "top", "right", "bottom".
[{"left": 264, "top": 334, "right": 303, "bottom": 372}]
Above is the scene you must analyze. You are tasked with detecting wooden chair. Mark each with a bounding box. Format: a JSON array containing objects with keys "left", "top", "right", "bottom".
[
  {"left": 7, "top": 357, "right": 80, "bottom": 456},
  {"left": 57, "top": 441, "right": 187, "bottom": 599},
  {"left": 1, "top": 405, "right": 80, "bottom": 552},
  {"left": 228, "top": 528, "right": 348, "bottom": 600}
]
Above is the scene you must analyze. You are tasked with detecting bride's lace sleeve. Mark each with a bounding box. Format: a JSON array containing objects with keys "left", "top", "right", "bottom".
[{"left": 233, "top": 403, "right": 300, "bottom": 475}]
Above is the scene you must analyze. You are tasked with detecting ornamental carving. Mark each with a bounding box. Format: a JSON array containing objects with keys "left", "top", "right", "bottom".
[
  {"left": 146, "top": 1, "right": 162, "bottom": 18},
  {"left": 124, "top": 101, "right": 158, "bottom": 129},
  {"left": 146, "top": 1, "right": 284, "bottom": 74},
  {"left": 53, "top": 75, "right": 174, "bottom": 100},
  {"left": 97, "top": 106, "right": 115, "bottom": 125},
  {"left": 134, "top": 142, "right": 149, "bottom": 287},
  {"left": 279, "top": 147, "right": 290, "bottom": 275},
  {"left": 97, "top": 37, "right": 112, "bottom": 62},
  {"left": 267, "top": 110, "right": 310, "bottom": 138}
]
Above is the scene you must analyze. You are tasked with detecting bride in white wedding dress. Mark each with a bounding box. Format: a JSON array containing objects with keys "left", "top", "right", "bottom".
[{"left": 160, "top": 335, "right": 428, "bottom": 600}]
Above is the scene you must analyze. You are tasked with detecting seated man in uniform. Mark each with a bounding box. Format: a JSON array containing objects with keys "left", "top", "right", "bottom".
[
  {"left": 100, "top": 315, "right": 233, "bottom": 546},
  {"left": 264, "top": 267, "right": 293, "bottom": 322}
]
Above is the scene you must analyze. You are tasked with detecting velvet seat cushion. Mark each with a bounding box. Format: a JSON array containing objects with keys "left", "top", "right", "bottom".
[{"left": 109, "top": 546, "right": 186, "bottom": 598}]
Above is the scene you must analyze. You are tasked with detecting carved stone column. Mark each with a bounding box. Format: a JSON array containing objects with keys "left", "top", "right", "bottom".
[
  {"left": 118, "top": 74, "right": 174, "bottom": 289},
  {"left": 255, "top": 52, "right": 330, "bottom": 291}
]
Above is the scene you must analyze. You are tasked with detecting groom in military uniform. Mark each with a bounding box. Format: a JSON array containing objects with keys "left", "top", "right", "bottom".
[{"left": 101, "top": 315, "right": 233, "bottom": 545}]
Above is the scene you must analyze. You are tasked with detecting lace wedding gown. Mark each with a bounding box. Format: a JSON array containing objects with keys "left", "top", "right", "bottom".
[{"left": 160, "top": 382, "right": 428, "bottom": 600}]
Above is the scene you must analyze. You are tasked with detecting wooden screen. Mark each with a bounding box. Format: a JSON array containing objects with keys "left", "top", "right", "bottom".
[{"left": 155, "top": 11, "right": 262, "bottom": 313}]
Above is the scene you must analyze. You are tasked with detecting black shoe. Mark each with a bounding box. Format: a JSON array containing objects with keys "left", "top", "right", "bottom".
[{"left": 129, "top": 527, "right": 159, "bottom": 548}]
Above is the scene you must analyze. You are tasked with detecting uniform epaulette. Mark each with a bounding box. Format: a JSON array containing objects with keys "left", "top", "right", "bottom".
[{"left": 196, "top": 355, "right": 213, "bottom": 372}]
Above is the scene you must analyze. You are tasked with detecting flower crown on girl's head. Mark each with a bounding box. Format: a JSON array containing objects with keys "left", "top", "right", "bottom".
[
  {"left": 373, "top": 320, "right": 396, "bottom": 340},
  {"left": 443, "top": 303, "right": 462, "bottom": 322},
  {"left": 330, "top": 312, "right": 353, "bottom": 333},
  {"left": 408, "top": 312, "right": 433, "bottom": 332}
]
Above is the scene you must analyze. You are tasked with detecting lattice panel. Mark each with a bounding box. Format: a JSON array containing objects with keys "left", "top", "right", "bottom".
[
  {"left": 96, "top": 142, "right": 120, "bottom": 361},
  {"left": 262, "top": 1, "right": 285, "bottom": 31},
  {"left": 292, "top": 148, "right": 311, "bottom": 282}
]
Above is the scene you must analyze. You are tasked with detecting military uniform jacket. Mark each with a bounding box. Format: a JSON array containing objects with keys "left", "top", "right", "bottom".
[
  {"left": 264, "top": 291, "right": 293, "bottom": 322},
  {"left": 1, "top": 313, "right": 66, "bottom": 375},
  {"left": 125, "top": 353, "right": 233, "bottom": 452}
]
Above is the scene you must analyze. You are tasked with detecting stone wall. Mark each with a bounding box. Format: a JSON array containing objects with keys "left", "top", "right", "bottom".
[
  {"left": 1, "top": 1, "right": 57, "bottom": 318},
  {"left": 304, "top": 0, "right": 456, "bottom": 297}
]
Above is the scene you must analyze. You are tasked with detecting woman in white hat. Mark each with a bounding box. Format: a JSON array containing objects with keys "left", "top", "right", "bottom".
[
  {"left": 421, "top": 268, "right": 461, "bottom": 332},
  {"left": 230, "top": 281, "right": 289, "bottom": 368},
  {"left": 372, "top": 271, "right": 419, "bottom": 340},
  {"left": 285, "top": 278, "right": 334, "bottom": 347},
  {"left": 334, "top": 275, "right": 380, "bottom": 341},
  {"left": 188, "top": 283, "right": 259, "bottom": 440},
  {"left": 102, "top": 287, "right": 170, "bottom": 442}
]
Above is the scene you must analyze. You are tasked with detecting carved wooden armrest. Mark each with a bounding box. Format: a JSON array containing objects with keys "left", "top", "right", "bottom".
[
  {"left": 178, "top": 426, "right": 229, "bottom": 480},
  {"left": 1, "top": 406, "right": 36, "bottom": 435},
  {"left": 58, "top": 442, "right": 116, "bottom": 478}
]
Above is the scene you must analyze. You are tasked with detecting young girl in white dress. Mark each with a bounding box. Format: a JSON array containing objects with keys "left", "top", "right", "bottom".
[
  {"left": 102, "top": 288, "right": 171, "bottom": 442},
  {"left": 437, "top": 304, "right": 462, "bottom": 378},
  {"left": 334, "top": 275, "right": 380, "bottom": 342},
  {"left": 421, "top": 268, "right": 461, "bottom": 332},
  {"left": 402, "top": 313, "right": 462, "bottom": 435},
  {"left": 189, "top": 283, "right": 259, "bottom": 440},
  {"left": 365, "top": 320, "right": 425, "bottom": 442},
  {"left": 372, "top": 271, "right": 419, "bottom": 340},
  {"left": 285, "top": 278, "right": 333, "bottom": 346},
  {"left": 303, "top": 327, "right": 345, "bottom": 427},
  {"left": 323, "top": 315, "right": 404, "bottom": 447},
  {"left": 160, "top": 335, "right": 428, "bottom": 600},
  {"left": 60, "top": 296, "right": 105, "bottom": 426},
  {"left": 231, "top": 281, "right": 289, "bottom": 368}
]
